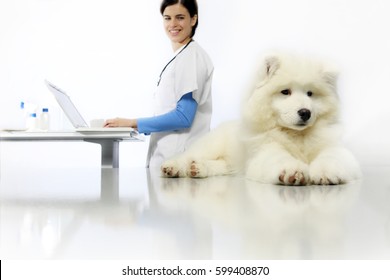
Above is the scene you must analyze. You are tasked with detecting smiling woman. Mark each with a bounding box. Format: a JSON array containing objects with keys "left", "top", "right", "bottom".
[{"left": 104, "top": 0, "right": 214, "bottom": 168}]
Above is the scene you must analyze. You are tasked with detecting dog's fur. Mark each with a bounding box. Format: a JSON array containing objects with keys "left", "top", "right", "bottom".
[{"left": 161, "top": 53, "right": 361, "bottom": 185}]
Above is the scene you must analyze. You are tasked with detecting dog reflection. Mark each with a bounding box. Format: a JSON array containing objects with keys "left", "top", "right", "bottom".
[{"left": 150, "top": 171, "right": 361, "bottom": 259}]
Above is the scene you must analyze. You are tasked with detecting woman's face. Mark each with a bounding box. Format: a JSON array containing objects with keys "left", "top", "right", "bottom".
[{"left": 163, "top": 3, "right": 197, "bottom": 50}]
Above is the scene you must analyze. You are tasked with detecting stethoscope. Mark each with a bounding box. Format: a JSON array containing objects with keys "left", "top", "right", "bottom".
[{"left": 157, "top": 39, "right": 193, "bottom": 86}]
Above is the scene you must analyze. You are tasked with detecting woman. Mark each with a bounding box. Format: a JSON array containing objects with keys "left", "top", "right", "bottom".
[{"left": 105, "top": 0, "right": 214, "bottom": 168}]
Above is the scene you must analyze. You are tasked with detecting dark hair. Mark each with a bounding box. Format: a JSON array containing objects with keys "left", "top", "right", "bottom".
[{"left": 160, "top": 0, "right": 199, "bottom": 37}]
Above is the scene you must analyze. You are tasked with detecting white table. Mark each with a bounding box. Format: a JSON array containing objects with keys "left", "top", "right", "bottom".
[{"left": 0, "top": 130, "right": 143, "bottom": 168}]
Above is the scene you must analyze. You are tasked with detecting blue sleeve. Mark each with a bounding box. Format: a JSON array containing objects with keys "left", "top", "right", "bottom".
[{"left": 137, "top": 92, "right": 198, "bottom": 134}]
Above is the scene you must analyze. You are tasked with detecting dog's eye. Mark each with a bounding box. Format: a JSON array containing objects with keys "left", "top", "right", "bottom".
[
  {"left": 281, "top": 89, "right": 291, "bottom": 95},
  {"left": 307, "top": 91, "right": 313, "bottom": 97}
]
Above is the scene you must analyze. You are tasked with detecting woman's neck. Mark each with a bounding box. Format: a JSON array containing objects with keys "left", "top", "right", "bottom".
[{"left": 172, "top": 37, "right": 192, "bottom": 52}]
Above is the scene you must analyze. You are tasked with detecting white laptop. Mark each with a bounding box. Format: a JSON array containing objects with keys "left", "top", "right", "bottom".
[{"left": 45, "top": 80, "right": 135, "bottom": 134}]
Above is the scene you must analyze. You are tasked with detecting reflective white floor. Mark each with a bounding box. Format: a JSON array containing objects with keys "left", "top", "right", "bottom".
[{"left": 1, "top": 164, "right": 389, "bottom": 260}]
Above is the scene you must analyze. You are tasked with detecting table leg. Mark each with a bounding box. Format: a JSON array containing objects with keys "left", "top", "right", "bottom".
[
  {"left": 84, "top": 139, "right": 121, "bottom": 168},
  {"left": 100, "top": 168, "right": 119, "bottom": 203}
]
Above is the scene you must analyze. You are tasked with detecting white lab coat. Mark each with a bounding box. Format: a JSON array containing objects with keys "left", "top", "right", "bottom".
[{"left": 146, "top": 41, "right": 214, "bottom": 167}]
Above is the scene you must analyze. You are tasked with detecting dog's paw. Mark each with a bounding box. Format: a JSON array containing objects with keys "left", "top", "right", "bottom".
[
  {"left": 309, "top": 161, "right": 345, "bottom": 185},
  {"left": 187, "top": 161, "right": 208, "bottom": 178},
  {"left": 310, "top": 173, "right": 344, "bottom": 185},
  {"left": 279, "top": 170, "right": 308, "bottom": 186},
  {"left": 161, "top": 160, "right": 186, "bottom": 178},
  {"left": 278, "top": 161, "right": 309, "bottom": 186},
  {"left": 310, "top": 174, "right": 344, "bottom": 185}
]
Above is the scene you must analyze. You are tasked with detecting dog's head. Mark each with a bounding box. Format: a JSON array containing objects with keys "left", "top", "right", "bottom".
[{"left": 243, "top": 52, "right": 340, "bottom": 133}]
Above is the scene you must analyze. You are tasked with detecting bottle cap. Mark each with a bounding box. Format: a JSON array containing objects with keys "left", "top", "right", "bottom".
[
  {"left": 42, "top": 108, "right": 49, "bottom": 112},
  {"left": 20, "top": 102, "right": 25, "bottom": 109},
  {"left": 30, "top": 113, "right": 37, "bottom": 117}
]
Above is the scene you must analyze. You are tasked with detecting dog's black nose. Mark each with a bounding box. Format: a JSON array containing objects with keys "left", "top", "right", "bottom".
[{"left": 298, "top": 109, "right": 311, "bottom": 122}]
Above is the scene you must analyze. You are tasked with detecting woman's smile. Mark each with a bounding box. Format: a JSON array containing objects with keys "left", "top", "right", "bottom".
[{"left": 169, "top": 28, "right": 181, "bottom": 36}]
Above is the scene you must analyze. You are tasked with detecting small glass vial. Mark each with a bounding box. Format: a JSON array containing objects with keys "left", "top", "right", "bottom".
[
  {"left": 26, "top": 113, "right": 38, "bottom": 131},
  {"left": 40, "top": 108, "right": 50, "bottom": 131}
]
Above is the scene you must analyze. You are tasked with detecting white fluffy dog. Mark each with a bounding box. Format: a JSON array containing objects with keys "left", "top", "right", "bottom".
[{"left": 161, "top": 53, "right": 361, "bottom": 185}]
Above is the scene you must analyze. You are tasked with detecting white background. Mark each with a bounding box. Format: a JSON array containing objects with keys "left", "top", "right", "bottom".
[{"left": 0, "top": 0, "right": 389, "bottom": 167}]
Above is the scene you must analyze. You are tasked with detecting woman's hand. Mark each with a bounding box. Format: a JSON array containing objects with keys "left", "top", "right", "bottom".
[{"left": 104, "top": 118, "right": 137, "bottom": 128}]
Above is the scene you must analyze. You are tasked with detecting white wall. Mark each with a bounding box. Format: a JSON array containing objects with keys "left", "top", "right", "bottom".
[{"left": 1, "top": 0, "right": 389, "bottom": 168}]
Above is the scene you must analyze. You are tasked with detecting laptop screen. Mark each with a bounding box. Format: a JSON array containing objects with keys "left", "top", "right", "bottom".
[{"left": 45, "top": 80, "right": 88, "bottom": 128}]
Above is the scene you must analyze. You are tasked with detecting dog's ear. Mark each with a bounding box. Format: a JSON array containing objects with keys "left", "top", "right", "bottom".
[
  {"left": 319, "top": 59, "right": 339, "bottom": 88},
  {"left": 265, "top": 55, "right": 280, "bottom": 77},
  {"left": 257, "top": 54, "right": 281, "bottom": 87},
  {"left": 322, "top": 70, "right": 338, "bottom": 89}
]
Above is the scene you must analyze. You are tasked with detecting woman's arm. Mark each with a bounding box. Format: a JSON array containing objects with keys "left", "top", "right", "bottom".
[
  {"left": 137, "top": 92, "right": 197, "bottom": 134},
  {"left": 104, "top": 92, "right": 198, "bottom": 134}
]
